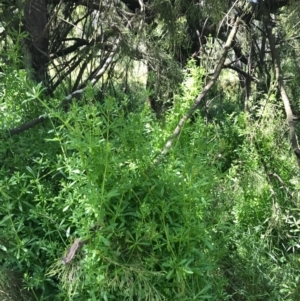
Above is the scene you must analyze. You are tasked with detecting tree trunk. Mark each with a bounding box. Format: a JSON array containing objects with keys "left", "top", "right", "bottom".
[{"left": 23, "top": 0, "right": 49, "bottom": 83}]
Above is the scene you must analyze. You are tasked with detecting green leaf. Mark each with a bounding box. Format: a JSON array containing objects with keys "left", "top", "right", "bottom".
[
  {"left": 0, "top": 244, "right": 7, "bottom": 252},
  {"left": 166, "top": 269, "right": 174, "bottom": 280}
]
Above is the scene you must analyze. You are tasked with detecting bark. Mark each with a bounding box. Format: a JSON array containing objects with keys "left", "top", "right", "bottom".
[
  {"left": 23, "top": 0, "right": 49, "bottom": 83},
  {"left": 61, "top": 224, "right": 98, "bottom": 264},
  {"left": 61, "top": 238, "right": 86, "bottom": 264}
]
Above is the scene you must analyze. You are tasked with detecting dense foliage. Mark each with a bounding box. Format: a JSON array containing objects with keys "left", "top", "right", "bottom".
[{"left": 1, "top": 0, "right": 300, "bottom": 300}]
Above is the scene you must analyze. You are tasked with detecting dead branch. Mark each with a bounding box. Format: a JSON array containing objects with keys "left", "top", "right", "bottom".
[
  {"left": 266, "top": 18, "right": 300, "bottom": 167},
  {"left": 61, "top": 238, "right": 88, "bottom": 264},
  {"left": 60, "top": 37, "right": 120, "bottom": 110},
  {"left": 7, "top": 115, "right": 47, "bottom": 137},
  {"left": 153, "top": 17, "right": 241, "bottom": 165},
  {"left": 61, "top": 224, "right": 99, "bottom": 264},
  {"left": 3, "top": 37, "right": 120, "bottom": 137}
]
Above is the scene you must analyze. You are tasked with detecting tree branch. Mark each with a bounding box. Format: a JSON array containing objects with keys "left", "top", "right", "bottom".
[
  {"left": 4, "top": 37, "right": 120, "bottom": 137},
  {"left": 153, "top": 17, "right": 241, "bottom": 165},
  {"left": 60, "top": 37, "right": 120, "bottom": 110},
  {"left": 266, "top": 17, "right": 300, "bottom": 167},
  {"left": 222, "top": 64, "right": 259, "bottom": 83},
  {"left": 7, "top": 115, "right": 47, "bottom": 137},
  {"left": 51, "top": 38, "right": 89, "bottom": 58}
]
